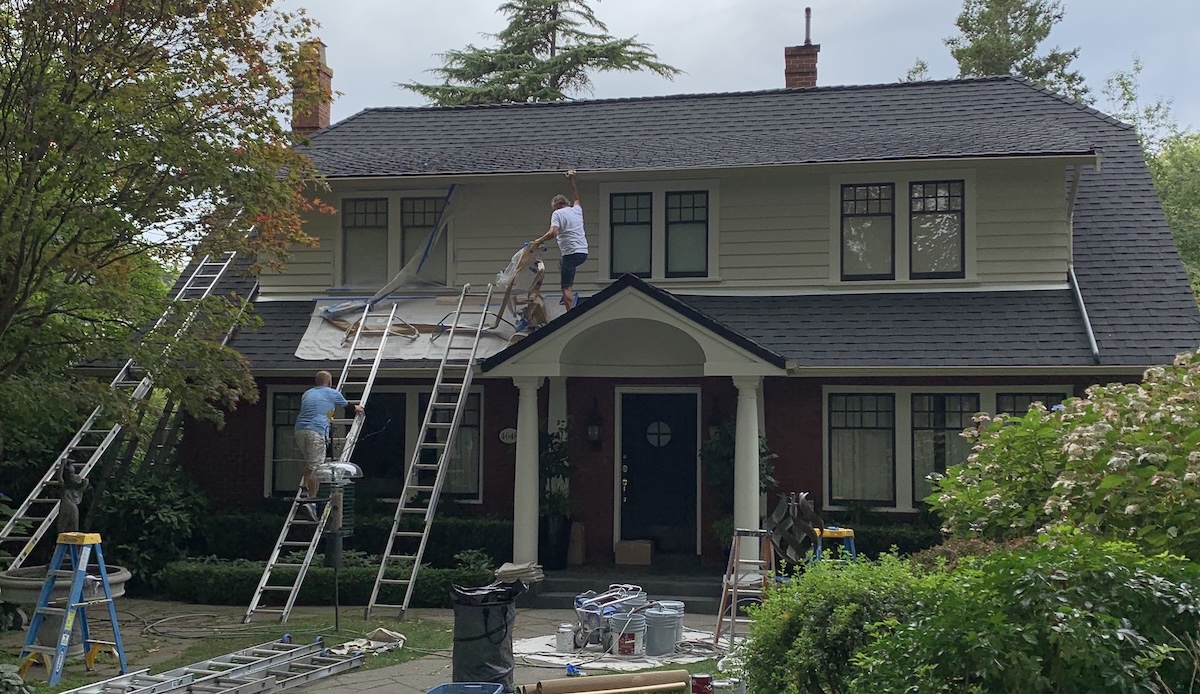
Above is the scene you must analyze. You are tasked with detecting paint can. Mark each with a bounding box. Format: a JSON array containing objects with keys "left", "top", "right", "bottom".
[
  {"left": 555, "top": 623, "right": 575, "bottom": 653},
  {"left": 644, "top": 608, "right": 682, "bottom": 656},
  {"left": 657, "top": 599, "right": 686, "bottom": 642},
  {"left": 691, "top": 673, "right": 714, "bottom": 694},
  {"left": 607, "top": 612, "right": 646, "bottom": 657},
  {"left": 714, "top": 677, "right": 746, "bottom": 694}
]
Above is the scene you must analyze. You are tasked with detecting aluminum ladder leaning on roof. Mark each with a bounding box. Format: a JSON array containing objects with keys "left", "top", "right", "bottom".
[
  {"left": 365, "top": 282, "right": 496, "bottom": 619},
  {"left": 57, "top": 637, "right": 363, "bottom": 694},
  {"left": 0, "top": 251, "right": 240, "bottom": 571},
  {"left": 244, "top": 302, "right": 399, "bottom": 623}
]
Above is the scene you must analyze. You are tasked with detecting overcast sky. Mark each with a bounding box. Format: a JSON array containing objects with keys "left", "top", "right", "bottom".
[{"left": 279, "top": 0, "right": 1200, "bottom": 130}]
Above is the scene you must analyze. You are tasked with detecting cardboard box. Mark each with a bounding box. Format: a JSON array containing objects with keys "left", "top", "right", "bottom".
[{"left": 615, "top": 540, "right": 654, "bottom": 566}]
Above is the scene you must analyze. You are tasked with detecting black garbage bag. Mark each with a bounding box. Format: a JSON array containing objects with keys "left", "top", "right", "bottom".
[{"left": 451, "top": 581, "right": 527, "bottom": 691}]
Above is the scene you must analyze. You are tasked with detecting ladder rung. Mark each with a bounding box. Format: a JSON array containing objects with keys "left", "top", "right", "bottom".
[
  {"left": 378, "top": 578, "right": 411, "bottom": 585},
  {"left": 393, "top": 531, "right": 424, "bottom": 539},
  {"left": 251, "top": 608, "right": 285, "bottom": 614},
  {"left": 261, "top": 585, "right": 294, "bottom": 591},
  {"left": 427, "top": 422, "right": 453, "bottom": 429},
  {"left": 413, "top": 463, "right": 439, "bottom": 471},
  {"left": 420, "top": 442, "right": 447, "bottom": 449},
  {"left": 385, "top": 554, "right": 417, "bottom": 563},
  {"left": 21, "top": 645, "right": 59, "bottom": 655},
  {"left": 407, "top": 485, "right": 435, "bottom": 492},
  {"left": 271, "top": 563, "right": 303, "bottom": 568},
  {"left": 397, "top": 508, "right": 427, "bottom": 514},
  {"left": 281, "top": 541, "right": 312, "bottom": 547}
]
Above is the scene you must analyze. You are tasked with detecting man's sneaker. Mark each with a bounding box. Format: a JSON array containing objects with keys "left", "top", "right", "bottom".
[{"left": 303, "top": 503, "right": 319, "bottom": 522}]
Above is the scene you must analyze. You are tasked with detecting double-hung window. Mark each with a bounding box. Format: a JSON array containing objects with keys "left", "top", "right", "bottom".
[
  {"left": 401, "top": 198, "right": 448, "bottom": 286},
  {"left": 610, "top": 193, "right": 653, "bottom": 277},
  {"left": 840, "top": 184, "right": 895, "bottom": 280},
  {"left": 828, "top": 393, "right": 895, "bottom": 504},
  {"left": 911, "top": 393, "right": 978, "bottom": 504},
  {"left": 342, "top": 198, "right": 389, "bottom": 287},
  {"left": 909, "top": 181, "right": 965, "bottom": 279},
  {"left": 665, "top": 192, "right": 708, "bottom": 277}
]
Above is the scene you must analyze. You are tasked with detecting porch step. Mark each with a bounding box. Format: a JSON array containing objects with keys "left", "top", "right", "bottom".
[{"left": 536, "top": 569, "right": 724, "bottom": 600}]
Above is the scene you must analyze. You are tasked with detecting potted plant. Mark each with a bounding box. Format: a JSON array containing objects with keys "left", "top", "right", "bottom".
[{"left": 538, "top": 424, "right": 573, "bottom": 570}]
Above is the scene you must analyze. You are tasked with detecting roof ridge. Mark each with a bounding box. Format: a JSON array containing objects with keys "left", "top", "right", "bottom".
[{"left": 324, "top": 76, "right": 1018, "bottom": 117}]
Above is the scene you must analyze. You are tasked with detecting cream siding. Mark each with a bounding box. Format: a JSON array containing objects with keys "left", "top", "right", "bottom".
[{"left": 255, "top": 159, "right": 1075, "bottom": 300}]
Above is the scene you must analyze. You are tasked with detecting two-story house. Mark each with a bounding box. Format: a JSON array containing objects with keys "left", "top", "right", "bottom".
[{"left": 177, "top": 40, "right": 1200, "bottom": 568}]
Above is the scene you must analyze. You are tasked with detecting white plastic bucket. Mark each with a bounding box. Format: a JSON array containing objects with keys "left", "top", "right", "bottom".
[
  {"left": 656, "top": 599, "right": 685, "bottom": 642},
  {"left": 607, "top": 611, "right": 646, "bottom": 657}
]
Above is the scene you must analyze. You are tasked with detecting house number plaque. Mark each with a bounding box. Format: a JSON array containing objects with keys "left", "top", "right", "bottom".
[{"left": 499, "top": 428, "right": 518, "bottom": 445}]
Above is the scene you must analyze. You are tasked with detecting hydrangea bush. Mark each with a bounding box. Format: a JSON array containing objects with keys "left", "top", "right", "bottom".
[{"left": 929, "top": 351, "right": 1200, "bottom": 559}]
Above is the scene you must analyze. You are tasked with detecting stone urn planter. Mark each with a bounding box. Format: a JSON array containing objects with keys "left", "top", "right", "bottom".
[{"left": 0, "top": 563, "right": 132, "bottom": 655}]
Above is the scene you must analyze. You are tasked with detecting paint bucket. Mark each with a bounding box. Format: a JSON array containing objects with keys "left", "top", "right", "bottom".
[
  {"left": 657, "top": 600, "right": 686, "bottom": 642},
  {"left": 556, "top": 623, "right": 575, "bottom": 653},
  {"left": 644, "top": 608, "right": 682, "bottom": 656},
  {"left": 714, "top": 678, "right": 746, "bottom": 694},
  {"left": 624, "top": 591, "right": 648, "bottom": 608},
  {"left": 692, "top": 673, "right": 714, "bottom": 694},
  {"left": 607, "top": 611, "right": 646, "bottom": 657}
]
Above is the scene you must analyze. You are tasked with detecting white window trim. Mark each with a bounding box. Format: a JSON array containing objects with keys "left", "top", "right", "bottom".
[
  {"left": 821, "top": 384, "right": 1071, "bottom": 512},
  {"left": 334, "top": 188, "right": 455, "bottom": 289},
  {"left": 263, "top": 383, "right": 485, "bottom": 503},
  {"left": 597, "top": 180, "right": 721, "bottom": 282},
  {"left": 829, "top": 169, "right": 977, "bottom": 284}
]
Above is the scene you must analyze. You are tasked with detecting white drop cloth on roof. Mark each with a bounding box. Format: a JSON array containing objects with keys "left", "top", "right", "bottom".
[{"left": 294, "top": 297, "right": 520, "bottom": 362}]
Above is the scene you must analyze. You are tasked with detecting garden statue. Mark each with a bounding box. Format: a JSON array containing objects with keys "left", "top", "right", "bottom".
[{"left": 55, "top": 461, "right": 89, "bottom": 533}]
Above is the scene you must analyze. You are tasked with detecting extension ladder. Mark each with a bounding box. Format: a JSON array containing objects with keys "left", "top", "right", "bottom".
[
  {"left": 18, "top": 533, "right": 127, "bottom": 686},
  {"left": 245, "top": 303, "right": 400, "bottom": 623},
  {"left": 0, "top": 252, "right": 239, "bottom": 570},
  {"left": 365, "top": 283, "right": 496, "bottom": 619},
  {"left": 59, "top": 637, "right": 362, "bottom": 694},
  {"left": 713, "top": 528, "right": 776, "bottom": 650}
]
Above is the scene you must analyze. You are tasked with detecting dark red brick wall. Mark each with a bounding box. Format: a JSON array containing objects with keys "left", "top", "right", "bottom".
[{"left": 180, "top": 381, "right": 269, "bottom": 509}]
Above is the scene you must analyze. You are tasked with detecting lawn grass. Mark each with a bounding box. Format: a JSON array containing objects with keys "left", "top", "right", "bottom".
[{"left": 1, "top": 612, "right": 452, "bottom": 693}]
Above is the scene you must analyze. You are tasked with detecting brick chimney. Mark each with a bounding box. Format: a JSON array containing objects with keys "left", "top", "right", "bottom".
[
  {"left": 292, "top": 40, "right": 333, "bottom": 136},
  {"left": 784, "top": 7, "right": 820, "bottom": 89}
]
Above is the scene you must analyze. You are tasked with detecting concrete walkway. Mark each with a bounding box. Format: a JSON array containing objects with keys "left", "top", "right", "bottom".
[{"left": 317, "top": 606, "right": 722, "bottom": 693}]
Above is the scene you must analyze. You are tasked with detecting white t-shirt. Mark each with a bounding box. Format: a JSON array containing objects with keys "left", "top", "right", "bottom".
[{"left": 550, "top": 204, "right": 588, "bottom": 255}]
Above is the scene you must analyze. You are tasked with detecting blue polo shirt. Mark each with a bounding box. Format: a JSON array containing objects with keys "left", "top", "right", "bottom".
[{"left": 295, "top": 386, "right": 348, "bottom": 438}]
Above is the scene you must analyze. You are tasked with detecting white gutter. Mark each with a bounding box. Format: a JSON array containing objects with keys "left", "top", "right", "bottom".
[{"left": 1064, "top": 164, "right": 1101, "bottom": 365}]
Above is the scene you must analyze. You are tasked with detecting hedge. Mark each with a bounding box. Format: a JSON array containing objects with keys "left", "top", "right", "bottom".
[
  {"left": 160, "top": 558, "right": 492, "bottom": 608},
  {"left": 844, "top": 523, "right": 943, "bottom": 559},
  {"left": 192, "top": 513, "right": 513, "bottom": 569}
]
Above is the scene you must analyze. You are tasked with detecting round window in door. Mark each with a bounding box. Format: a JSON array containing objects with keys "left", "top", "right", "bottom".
[{"left": 646, "top": 421, "right": 672, "bottom": 447}]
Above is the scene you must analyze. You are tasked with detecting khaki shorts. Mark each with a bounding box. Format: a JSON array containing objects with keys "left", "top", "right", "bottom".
[{"left": 295, "top": 429, "right": 327, "bottom": 469}]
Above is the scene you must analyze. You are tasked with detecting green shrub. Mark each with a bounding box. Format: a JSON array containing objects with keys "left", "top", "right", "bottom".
[
  {"left": 159, "top": 556, "right": 493, "bottom": 608},
  {"left": 94, "top": 468, "right": 209, "bottom": 591},
  {"left": 192, "top": 513, "right": 513, "bottom": 569},
  {"left": 850, "top": 536, "right": 1200, "bottom": 693},
  {"left": 842, "top": 522, "right": 942, "bottom": 559},
  {"left": 931, "top": 353, "right": 1200, "bottom": 559},
  {"left": 741, "top": 554, "right": 923, "bottom": 694}
]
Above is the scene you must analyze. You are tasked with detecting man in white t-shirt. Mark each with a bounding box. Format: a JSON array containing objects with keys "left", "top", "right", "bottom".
[{"left": 531, "top": 170, "right": 588, "bottom": 310}]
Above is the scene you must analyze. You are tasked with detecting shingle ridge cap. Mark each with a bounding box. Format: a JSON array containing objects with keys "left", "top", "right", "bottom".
[{"left": 319, "top": 76, "right": 1017, "bottom": 116}]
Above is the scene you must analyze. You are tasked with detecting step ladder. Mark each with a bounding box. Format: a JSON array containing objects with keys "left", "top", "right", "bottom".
[
  {"left": 366, "top": 283, "right": 496, "bottom": 619},
  {"left": 713, "top": 527, "right": 776, "bottom": 650},
  {"left": 59, "top": 637, "right": 362, "bottom": 694},
  {"left": 245, "top": 303, "right": 400, "bottom": 623},
  {"left": 0, "top": 252, "right": 239, "bottom": 570},
  {"left": 18, "top": 532, "right": 127, "bottom": 686}
]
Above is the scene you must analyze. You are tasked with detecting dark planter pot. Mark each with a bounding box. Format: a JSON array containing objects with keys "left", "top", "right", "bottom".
[{"left": 538, "top": 514, "right": 571, "bottom": 570}]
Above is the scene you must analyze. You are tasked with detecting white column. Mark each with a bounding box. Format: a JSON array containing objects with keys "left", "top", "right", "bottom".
[
  {"left": 733, "top": 376, "right": 762, "bottom": 560},
  {"left": 513, "top": 376, "right": 543, "bottom": 564}
]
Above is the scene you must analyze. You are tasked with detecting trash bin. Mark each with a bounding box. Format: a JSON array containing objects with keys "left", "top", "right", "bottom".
[
  {"left": 425, "top": 685, "right": 505, "bottom": 694},
  {"left": 450, "top": 581, "right": 526, "bottom": 691}
]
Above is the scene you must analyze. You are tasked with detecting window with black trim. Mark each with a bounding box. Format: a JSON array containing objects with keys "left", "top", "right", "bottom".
[
  {"left": 912, "top": 393, "right": 978, "bottom": 504},
  {"left": 840, "top": 184, "right": 895, "bottom": 280},
  {"left": 666, "top": 191, "right": 708, "bottom": 277},
  {"left": 401, "top": 197, "right": 448, "bottom": 285},
  {"left": 997, "top": 392, "right": 1066, "bottom": 416},
  {"left": 271, "top": 393, "right": 304, "bottom": 493},
  {"left": 342, "top": 198, "right": 389, "bottom": 287},
  {"left": 829, "top": 393, "right": 895, "bottom": 504},
  {"left": 610, "top": 193, "right": 652, "bottom": 278},
  {"left": 909, "top": 181, "right": 965, "bottom": 279},
  {"left": 417, "top": 392, "right": 482, "bottom": 500}
]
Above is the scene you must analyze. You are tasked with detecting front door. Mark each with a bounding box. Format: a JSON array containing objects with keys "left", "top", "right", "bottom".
[{"left": 620, "top": 392, "right": 698, "bottom": 554}]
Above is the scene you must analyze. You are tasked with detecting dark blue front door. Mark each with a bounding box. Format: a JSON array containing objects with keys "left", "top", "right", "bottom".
[{"left": 620, "top": 392, "right": 698, "bottom": 554}]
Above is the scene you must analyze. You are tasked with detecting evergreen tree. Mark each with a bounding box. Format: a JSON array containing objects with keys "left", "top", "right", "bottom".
[
  {"left": 404, "top": 0, "right": 681, "bottom": 106},
  {"left": 946, "top": 0, "right": 1090, "bottom": 102}
]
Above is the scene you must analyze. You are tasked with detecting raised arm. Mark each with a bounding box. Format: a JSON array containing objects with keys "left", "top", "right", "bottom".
[{"left": 566, "top": 169, "right": 581, "bottom": 207}]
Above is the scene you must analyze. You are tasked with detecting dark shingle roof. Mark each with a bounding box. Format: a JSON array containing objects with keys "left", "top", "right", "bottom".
[
  {"left": 302, "top": 78, "right": 1095, "bottom": 177},
  {"left": 214, "top": 77, "right": 1200, "bottom": 371}
]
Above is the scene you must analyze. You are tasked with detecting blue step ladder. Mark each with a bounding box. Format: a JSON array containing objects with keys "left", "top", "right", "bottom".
[{"left": 18, "top": 532, "right": 127, "bottom": 686}]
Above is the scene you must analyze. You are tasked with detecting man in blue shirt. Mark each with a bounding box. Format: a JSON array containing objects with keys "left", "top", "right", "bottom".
[{"left": 294, "top": 370, "right": 364, "bottom": 519}]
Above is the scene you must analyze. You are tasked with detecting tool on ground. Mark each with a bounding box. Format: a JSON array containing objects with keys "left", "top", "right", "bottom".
[
  {"left": 713, "top": 528, "right": 775, "bottom": 650},
  {"left": 57, "top": 636, "right": 362, "bottom": 694},
  {"left": 571, "top": 583, "right": 646, "bottom": 650},
  {"left": 18, "top": 532, "right": 127, "bottom": 686},
  {"left": 245, "top": 303, "right": 398, "bottom": 623},
  {"left": 321, "top": 186, "right": 458, "bottom": 321},
  {"left": 365, "top": 282, "right": 496, "bottom": 619},
  {"left": 0, "top": 252, "right": 240, "bottom": 570}
]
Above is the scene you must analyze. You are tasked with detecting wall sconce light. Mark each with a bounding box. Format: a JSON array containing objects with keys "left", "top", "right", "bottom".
[{"left": 585, "top": 398, "right": 603, "bottom": 451}]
